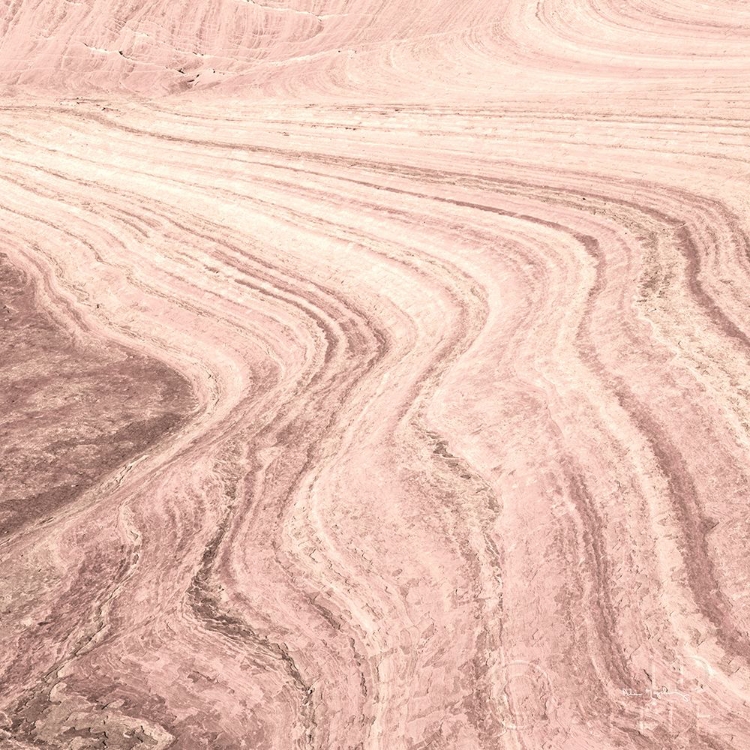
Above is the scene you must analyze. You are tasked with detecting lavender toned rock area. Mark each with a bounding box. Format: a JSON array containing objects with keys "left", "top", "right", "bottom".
[{"left": 2, "top": 2, "right": 750, "bottom": 748}]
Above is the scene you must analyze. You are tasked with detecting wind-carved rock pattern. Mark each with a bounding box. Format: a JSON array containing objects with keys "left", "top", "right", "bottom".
[{"left": 1, "top": 1, "right": 750, "bottom": 748}]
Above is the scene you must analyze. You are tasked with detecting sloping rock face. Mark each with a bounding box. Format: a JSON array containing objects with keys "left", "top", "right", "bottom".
[
  {"left": 2, "top": 2, "right": 750, "bottom": 749},
  {"left": 0, "top": 254, "right": 194, "bottom": 538}
]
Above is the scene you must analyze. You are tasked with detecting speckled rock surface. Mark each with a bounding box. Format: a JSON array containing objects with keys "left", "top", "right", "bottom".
[{"left": 2, "top": 2, "right": 750, "bottom": 748}]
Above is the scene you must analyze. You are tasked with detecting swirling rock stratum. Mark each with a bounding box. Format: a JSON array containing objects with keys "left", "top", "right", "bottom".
[{"left": 2, "top": 1, "right": 750, "bottom": 748}]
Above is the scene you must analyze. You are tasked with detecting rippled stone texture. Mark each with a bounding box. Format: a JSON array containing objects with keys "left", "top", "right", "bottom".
[
  {"left": 2, "top": 1, "right": 750, "bottom": 749},
  {"left": 0, "top": 254, "right": 193, "bottom": 538}
]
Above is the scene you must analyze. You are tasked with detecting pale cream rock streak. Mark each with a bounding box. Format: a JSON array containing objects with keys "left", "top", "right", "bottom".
[{"left": 2, "top": 0, "right": 750, "bottom": 749}]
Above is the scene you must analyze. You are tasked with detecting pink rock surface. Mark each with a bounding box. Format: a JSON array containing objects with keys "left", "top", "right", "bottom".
[{"left": 2, "top": 1, "right": 750, "bottom": 749}]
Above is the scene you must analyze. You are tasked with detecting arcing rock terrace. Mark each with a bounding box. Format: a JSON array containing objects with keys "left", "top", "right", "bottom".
[{"left": 2, "top": 1, "right": 750, "bottom": 748}]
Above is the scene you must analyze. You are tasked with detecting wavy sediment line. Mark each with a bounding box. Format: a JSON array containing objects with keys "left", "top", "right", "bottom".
[{"left": 3, "top": 1, "right": 750, "bottom": 749}]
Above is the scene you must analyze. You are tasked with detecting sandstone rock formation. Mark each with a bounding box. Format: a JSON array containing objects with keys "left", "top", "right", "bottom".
[{"left": 2, "top": 1, "right": 750, "bottom": 748}]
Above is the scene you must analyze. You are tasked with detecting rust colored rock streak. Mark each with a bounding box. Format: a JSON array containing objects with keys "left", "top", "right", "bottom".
[{"left": 2, "top": 1, "right": 750, "bottom": 749}]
